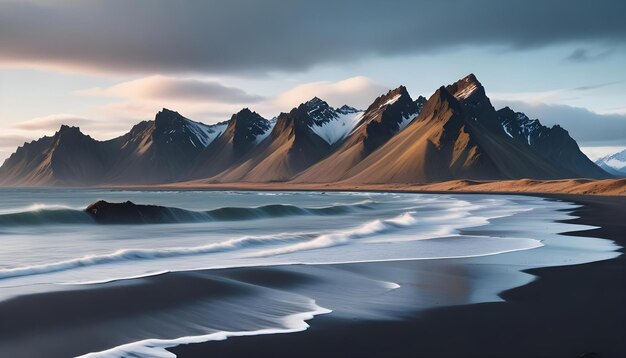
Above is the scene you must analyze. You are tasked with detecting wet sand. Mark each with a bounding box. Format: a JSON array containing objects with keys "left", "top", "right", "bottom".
[{"left": 170, "top": 195, "right": 626, "bottom": 358}]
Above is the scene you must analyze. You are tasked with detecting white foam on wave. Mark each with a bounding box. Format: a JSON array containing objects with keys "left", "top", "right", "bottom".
[
  {"left": 77, "top": 299, "right": 331, "bottom": 358},
  {"left": 0, "top": 197, "right": 535, "bottom": 283},
  {"left": 0, "top": 203, "right": 79, "bottom": 215},
  {"left": 0, "top": 232, "right": 309, "bottom": 280},
  {"left": 0, "top": 210, "right": 418, "bottom": 281},
  {"left": 380, "top": 280, "right": 401, "bottom": 289},
  {"left": 251, "top": 211, "right": 419, "bottom": 257}
]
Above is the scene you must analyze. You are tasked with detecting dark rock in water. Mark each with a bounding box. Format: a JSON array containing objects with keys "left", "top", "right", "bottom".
[{"left": 85, "top": 200, "right": 180, "bottom": 224}]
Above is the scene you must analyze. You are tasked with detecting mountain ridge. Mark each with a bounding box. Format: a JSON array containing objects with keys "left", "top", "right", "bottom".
[{"left": 0, "top": 74, "right": 612, "bottom": 186}]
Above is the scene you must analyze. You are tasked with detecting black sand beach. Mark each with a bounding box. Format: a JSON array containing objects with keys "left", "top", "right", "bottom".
[
  {"left": 0, "top": 194, "right": 623, "bottom": 358},
  {"left": 171, "top": 195, "right": 626, "bottom": 358}
]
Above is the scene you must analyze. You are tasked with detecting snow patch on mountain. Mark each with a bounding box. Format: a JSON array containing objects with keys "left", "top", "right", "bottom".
[
  {"left": 455, "top": 83, "right": 478, "bottom": 99},
  {"left": 596, "top": 149, "right": 626, "bottom": 175},
  {"left": 310, "top": 111, "right": 364, "bottom": 145},
  {"left": 605, "top": 158, "right": 626, "bottom": 170},
  {"left": 302, "top": 98, "right": 365, "bottom": 145},
  {"left": 502, "top": 123, "right": 514, "bottom": 138},
  {"left": 185, "top": 120, "right": 227, "bottom": 147},
  {"left": 501, "top": 112, "right": 542, "bottom": 146},
  {"left": 380, "top": 94, "right": 401, "bottom": 107},
  {"left": 255, "top": 118, "right": 277, "bottom": 144}
]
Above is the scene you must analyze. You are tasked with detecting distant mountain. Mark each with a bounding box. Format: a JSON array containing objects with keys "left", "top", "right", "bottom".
[
  {"left": 0, "top": 74, "right": 611, "bottom": 187},
  {"left": 104, "top": 109, "right": 227, "bottom": 184},
  {"left": 0, "top": 109, "right": 226, "bottom": 186},
  {"left": 0, "top": 125, "right": 112, "bottom": 186},
  {"left": 294, "top": 86, "right": 424, "bottom": 182},
  {"left": 327, "top": 74, "right": 609, "bottom": 184},
  {"left": 596, "top": 149, "right": 626, "bottom": 177},
  {"left": 211, "top": 97, "right": 363, "bottom": 182},
  {"left": 186, "top": 108, "right": 273, "bottom": 179}
]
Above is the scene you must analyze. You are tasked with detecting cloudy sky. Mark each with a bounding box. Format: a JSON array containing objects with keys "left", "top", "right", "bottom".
[{"left": 1, "top": 0, "right": 625, "bottom": 162}]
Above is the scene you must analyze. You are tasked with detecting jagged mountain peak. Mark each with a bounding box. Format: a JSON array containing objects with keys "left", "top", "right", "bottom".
[
  {"left": 54, "top": 125, "right": 95, "bottom": 143},
  {"left": 58, "top": 124, "right": 80, "bottom": 132},
  {"left": 446, "top": 73, "right": 485, "bottom": 100},
  {"left": 497, "top": 107, "right": 544, "bottom": 145},
  {"left": 357, "top": 86, "right": 422, "bottom": 151},
  {"left": 231, "top": 107, "right": 267, "bottom": 122},
  {"left": 151, "top": 109, "right": 227, "bottom": 148},
  {"left": 158, "top": 107, "right": 178, "bottom": 114},
  {"left": 365, "top": 85, "right": 413, "bottom": 113},
  {"left": 300, "top": 97, "right": 336, "bottom": 123},
  {"left": 304, "top": 96, "right": 327, "bottom": 107},
  {"left": 421, "top": 86, "right": 463, "bottom": 113},
  {"left": 234, "top": 107, "right": 255, "bottom": 116},
  {"left": 57, "top": 124, "right": 84, "bottom": 135},
  {"left": 228, "top": 108, "right": 272, "bottom": 144},
  {"left": 415, "top": 95, "right": 427, "bottom": 103},
  {"left": 1, "top": 77, "right": 612, "bottom": 186},
  {"left": 155, "top": 108, "right": 188, "bottom": 126},
  {"left": 386, "top": 85, "right": 410, "bottom": 98},
  {"left": 337, "top": 105, "right": 360, "bottom": 114},
  {"left": 390, "top": 85, "right": 409, "bottom": 95},
  {"left": 275, "top": 98, "right": 365, "bottom": 145}
]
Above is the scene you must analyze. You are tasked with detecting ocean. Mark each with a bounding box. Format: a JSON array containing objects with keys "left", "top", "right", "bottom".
[{"left": 0, "top": 189, "right": 619, "bottom": 357}]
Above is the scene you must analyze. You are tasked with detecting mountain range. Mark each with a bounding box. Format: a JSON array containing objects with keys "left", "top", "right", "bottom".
[{"left": 0, "top": 74, "right": 611, "bottom": 187}]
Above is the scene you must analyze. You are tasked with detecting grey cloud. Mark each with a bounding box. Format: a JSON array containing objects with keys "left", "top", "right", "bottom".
[
  {"left": 145, "top": 79, "right": 264, "bottom": 103},
  {"left": 81, "top": 76, "right": 264, "bottom": 103},
  {"left": 565, "top": 48, "right": 614, "bottom": 63},
  {"left": 571, "top": 80, "right": 624, "bottom": 91},
  {"left": 13, "top": 115, "right": 90, "bottom": 131},
  {"left": 493, "top": 100, "right": 626, "bottom": 147},
  {"left": 1, "top": 0, "right": 625, "bottom": 74}
]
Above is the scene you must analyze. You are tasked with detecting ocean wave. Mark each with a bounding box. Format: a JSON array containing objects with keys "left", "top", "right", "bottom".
[
  {"left": 0, "top": 200, "right": 374, "bottom": 226},
  {"left": 0, "top": 232, "right": 315, "bottom": 280},
  {"left": 251, "top": 211, "right": 419, "bottom": 257},
  {"left": 0, "top": 206, "right": 406, "bottom": 281}
]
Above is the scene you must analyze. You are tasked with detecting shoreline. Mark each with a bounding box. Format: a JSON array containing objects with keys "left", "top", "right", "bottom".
[
  {"left": 2, "top": 178, "right": 625, "bottom": 196},
  {"left": 170, "top": 194, "right": 626, "bottom": 358},
  {"left": 135, "top": 178, "right": 625, "bottom": 196},
  {"left": 0, "top": 192, "right": 622, "bottom": 357}
]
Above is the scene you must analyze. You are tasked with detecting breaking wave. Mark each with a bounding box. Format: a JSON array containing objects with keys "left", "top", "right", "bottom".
[
  {"left": 0, "top": 200, "right": 374, "bottom": 226},
  {"left": 0, "top": 210, "right": 416, "bottom": 281},
  {"left": 252, "top": 212, "right": 418, "bottom": 257}
]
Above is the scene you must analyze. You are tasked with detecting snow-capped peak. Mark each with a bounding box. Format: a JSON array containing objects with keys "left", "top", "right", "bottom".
[
  {"left": 301, "top": 99, "right": 364, "bottom": 145},
  {"left": 596, "top": 149, "right": 626, "bottom": 170},
  {"left": 155, "top": 109, "right": 227, "bottom": 148},
  {"left": 303, "top": 97, "right": 337, "bottom": 123},
  {"left": 337, "top": 105, "right": 360, "bottom": 114}
]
